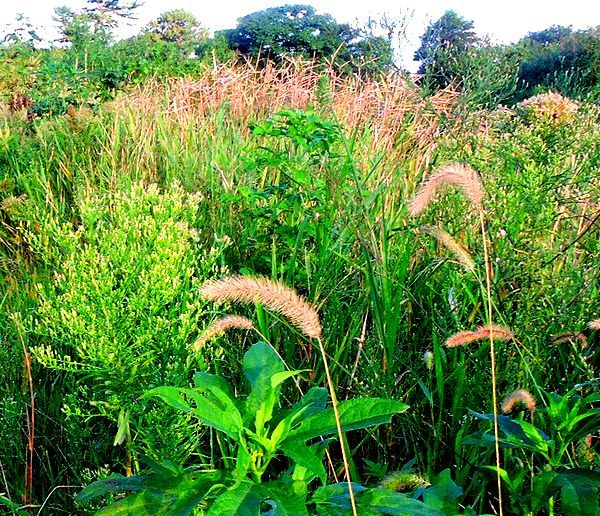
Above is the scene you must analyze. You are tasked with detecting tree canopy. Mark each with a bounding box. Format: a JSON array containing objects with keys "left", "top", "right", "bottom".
[
  {"left": 222, "top": 4, "right": 393, "bottom": 74},
  {"left": 414, "top": 10, "right": 478, "bottom": 88}
]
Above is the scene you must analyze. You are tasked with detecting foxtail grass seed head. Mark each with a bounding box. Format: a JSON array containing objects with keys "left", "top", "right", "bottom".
[
  {"left": 588, "top": 319, "right": 600, "bottom": 330},
  {"left": 416, "top": 225, "right": 475, "bottom": 272},
  {"left": 193, "top": 315, "right": 255, "bottom": 351},
  {"left": 501, "top": 389, "right": 536, "bottom": 416},
  {"left": 200, "top": 275, "right": 322, "bottom": 340},
  {"left": 409, "top": 163, "right": 484, "bottom": 216},
  {"left": 423, "top": 350, "right": 434, "bottom": 370},
  {"left": 379, "top": 471, "right": 429, "bottom": 493},
  {"left": 551, "top": 332, "right": 588, "bottom": 349},
  {"left": 445, "top": 324, "right": 514, "bottom": 348}
]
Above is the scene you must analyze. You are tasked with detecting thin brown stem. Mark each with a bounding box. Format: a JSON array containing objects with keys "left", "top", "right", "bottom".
[
  {"left": 17, "top": 323, "right": 35, "bottom": 507},
  {"left": 479, "top": 209, "right": 503, "bottom": 515},
  {"left": 317, "top": 337, "right": 357, "bottom": 516}
]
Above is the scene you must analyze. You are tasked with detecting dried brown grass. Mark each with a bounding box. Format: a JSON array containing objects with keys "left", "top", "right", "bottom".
[{"left": 109, "top": 60, "right": 461, "bottom": 186}]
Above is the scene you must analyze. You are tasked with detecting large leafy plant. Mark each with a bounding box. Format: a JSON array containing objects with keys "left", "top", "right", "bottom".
[
  {"left": 465, "top": 384, "right": 600, "bottom": 515},
  {"left": 77, "top": 341, "right": 432, "bottom": 514}
]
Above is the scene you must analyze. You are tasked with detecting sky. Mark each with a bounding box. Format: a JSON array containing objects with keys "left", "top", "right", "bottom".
[{"left": 1, "top": 0, "right": 599, "bottom": 70}]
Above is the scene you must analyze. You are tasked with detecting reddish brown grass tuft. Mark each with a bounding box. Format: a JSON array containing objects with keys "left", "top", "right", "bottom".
[
  {"left": 409, "top": 163, "right": 484, "bottom": 216},
  {"left": 445, "top": 324, "right": 514, "bottom": 348},
  {"left": 501, "top": 389, "right": 536, "bottom": 416}
]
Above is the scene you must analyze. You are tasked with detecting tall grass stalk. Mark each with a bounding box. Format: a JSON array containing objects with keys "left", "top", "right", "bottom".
[
  {"left": 200, "top": 275, "right": 358, "bottom": 515},
  {"left": 479, "top": 208, "right": 503, "bottom": 515}
]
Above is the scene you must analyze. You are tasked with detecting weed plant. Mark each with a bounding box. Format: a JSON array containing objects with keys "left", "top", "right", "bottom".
[{"left": 0, "top": 63, "right": 598, "bottom": 513}]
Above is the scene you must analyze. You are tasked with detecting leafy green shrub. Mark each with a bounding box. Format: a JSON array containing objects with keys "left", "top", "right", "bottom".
[
  {"left": 466, "top": 384, "right": 600, "bottom": 515},
  {"left": 77, "top": 340, "right": 458, "bottom": 514},
  {"left": 27, "top": 182, "right": 222, "bottom": 467}
]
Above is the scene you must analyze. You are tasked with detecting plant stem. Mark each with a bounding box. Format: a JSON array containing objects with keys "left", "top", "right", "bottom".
[
  {"left": 479, "top": 209, "right": 503, "bottom": 516},
  {"left": 16, "top": 321, "right": 35, "bottom": 507},
  {"left": 316, "top": 337, "right": 357, "bottom": 516}
]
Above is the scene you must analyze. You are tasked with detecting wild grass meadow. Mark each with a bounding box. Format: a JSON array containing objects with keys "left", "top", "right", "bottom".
[{"left": 0, "top": 35, "right": 599, "bottom": 515}]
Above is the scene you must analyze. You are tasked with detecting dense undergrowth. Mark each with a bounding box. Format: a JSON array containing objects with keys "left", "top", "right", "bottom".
[{"left": 0, "top": 62, "right": 598, "bottom": 514}]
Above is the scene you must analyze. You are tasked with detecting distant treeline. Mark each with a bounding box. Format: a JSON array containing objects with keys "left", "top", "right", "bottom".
[{"left": 1, "top": 2, "right": 598, "bottom": 116}]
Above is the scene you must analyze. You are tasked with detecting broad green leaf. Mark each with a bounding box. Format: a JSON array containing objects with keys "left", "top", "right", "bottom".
[
  {"left": 113, "top": 408, "right": 130, "bottom": 447},
  {"left": 233, "top": 443, "right": 252, "bottom": 482},
  {"left": 280, "top": 440, "right": 327, "bottom": 484},
  {"left": 421, "top": 469, "right": 462, "bottom": 514},
  {"left": 207, "top": 481, "right": 261, "bottom": 516},
  {"left": 144, "top": 386, "right": 191, "bottom": 413},
  {"left": 313, "top": 483, "right": 442, "bottom": 515},
  {"left": 243, "top": 342, "right": 285, "bottom": 428},
  {"left": 97, "top": 491, "right": 165, "bottom": 515},
  {"left": 77, "top": 475, "right": 148, "bottom": 501},
  {"left": 284, "top": 398, "right": 408, "bottom": 443},
  {"left": 147, "top": 386, "right": 242, "bottom": 439},
  {"left": 244, "top": 341, "right": 285, "bottom": 392},
  {"left": 480, "top": 465, "right": 513, "bottom": 491},
  {"left": 193, "top": 371, "right": 236, "bottom": 399},
  {"left": 532, "top": 470, "right": 600, "bottom": 516},
  {"left": 271, "top": 370, "right": 305, "bottom": 390},
  {"left": 256, "top": 481, "right": 310, "bottom": 516}
]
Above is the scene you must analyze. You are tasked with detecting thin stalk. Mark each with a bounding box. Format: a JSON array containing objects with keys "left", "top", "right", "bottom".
[
  {"left": 316, "top": 336, "right": 357, "bottom": 516},
  {"left": 479, "top": 209, "right": 503, "bottom": 515},
  {"left": 16, "top": 321, "right": 34, "bottom": 507}
]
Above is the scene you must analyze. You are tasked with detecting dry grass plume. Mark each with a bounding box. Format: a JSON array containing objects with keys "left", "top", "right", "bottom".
[
  {"left": 445, "top": 324, "right": 514, "bottom": 348},
  {"left": 409, "top": 163, "right": 484, "bottom": 216},
  {"left": 587, "top": 319, "right": 600, "bottom": 330},
  {"left": 200, "top": 275, "right": 321, "bottom": 340},
  {"left": 501, "top": 389, "right": 536, "bottom": 416},
  {"left": 416, "top": 225, "right": 475, "bottom": 272},
  {"left": 193, "top": 315, "right": 255, "bottom": 351}
]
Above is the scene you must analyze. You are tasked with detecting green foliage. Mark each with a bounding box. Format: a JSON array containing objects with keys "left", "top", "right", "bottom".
[
  {"left": 78, "top": 341, "right": 410, "bottom": 514},
  {"left": 143, "top": 10, "right": 208, "bottom": 57},
  {"left": 222, "top": 4, "right": 393, "bottom": 75},
  {"left": 414, "top": 10, "right": 478, "bottom": 89},
  {"left": 26, "top": 182, "right": 222, "bottom": 463},
  {"left": 509, "top": 25, "right": 600, "bottom": 100},
  {"left": 465, "top": 385, "right": 600, "bottom": 514}
]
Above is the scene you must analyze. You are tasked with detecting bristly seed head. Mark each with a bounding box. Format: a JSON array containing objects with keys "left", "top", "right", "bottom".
[
  {"left": 416, "top": 225, "right": 475, "bottom": 272},
  {"left": 551, "top": 332, "right": 588, "bottom": 349},
  {"left": 587, "top": 319, "right": 600, "bottom": 330},
  {"left": 501, "top": 389, "right": 536, "bottom": 416},
  {"left": 193, "top": 315, "right": 255, "bottom": 351},
  {"left": 409, "top": 163, "right": 484, "bottom": 216},
  {"left": 445, "top": 324, "right": 514, "bottom": 348},
  {"left": 200, "top": 275, "right": 322, "bottom": 340}
]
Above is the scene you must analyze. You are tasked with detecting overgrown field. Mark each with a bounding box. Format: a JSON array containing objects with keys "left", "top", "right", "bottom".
[{"left": 1, "top": 63, "right": 598, "bottom": 514}]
